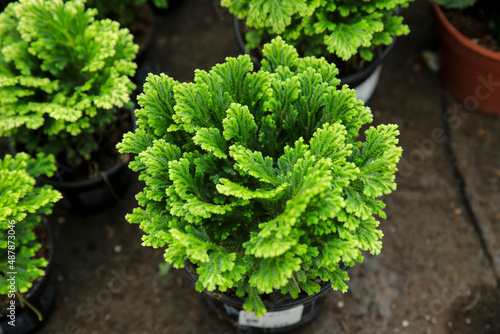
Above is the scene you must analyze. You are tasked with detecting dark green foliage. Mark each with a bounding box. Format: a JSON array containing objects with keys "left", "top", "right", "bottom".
[
  {"left": 86, "top": 0, "right": 167, "bottom": 28},
  {"left": 0, "top": 0, "right": 138, "bottom": 161},
  {"left": 118, "top": 37, "right": 402, "bottom": 316},
  {"left": 0, "top": 153, "right": 62, "bottom": 295},
  {"left": 433, "top": 0, "right": 476, "bottom": 9},
  {"left": 222, "top": 0, "right": 413, "bottom": 62}
]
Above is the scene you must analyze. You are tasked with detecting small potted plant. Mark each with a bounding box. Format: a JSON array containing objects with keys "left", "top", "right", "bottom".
[
  {"left": 223, "top": 0, "right": 413, "bottom": 102},
  {"left": 118, "top": 37, "right": 402, "bottom": 331},
  {"left": 431, "top": 0, "right": 500, "bottom": 114},
  {"left": 0, "top": 0, "right": 138, "bottom": 212},
  {"left": 0, "top": 152, "right": 62, "bottom": 334}
]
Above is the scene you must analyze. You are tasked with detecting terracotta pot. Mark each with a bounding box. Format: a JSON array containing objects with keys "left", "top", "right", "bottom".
[{"left": 431, "top": 2, "right": 500, "bottom": 114}]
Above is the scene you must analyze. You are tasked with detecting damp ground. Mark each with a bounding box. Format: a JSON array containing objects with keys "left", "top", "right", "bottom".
[{"left": 3, "top": 0, "right": 499, "bottom": 333}]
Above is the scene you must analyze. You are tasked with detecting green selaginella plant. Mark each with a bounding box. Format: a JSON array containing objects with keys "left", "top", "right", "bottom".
[
  {"left": 117, "top": 37, "right": 402, "bottom": 317},
  {"left": 0, "top": 153, "right": 61, "bottom": 303},
  {"left": 0, "top": 0, "right": 138, "bottom": 162},
  {"left": 222, "top": 0, "right": 413, "bottom": 67}
]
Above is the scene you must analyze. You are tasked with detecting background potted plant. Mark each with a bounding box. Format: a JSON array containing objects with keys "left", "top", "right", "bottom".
[
  {"left": 431, "top": 0, "right": 500, "bottom": 114},
  {"left": 0, "top": 152, "right": 62, "bottom": 333},
  {"left": 117, "top": 37, "right": 402, "bottom": 331},
  {"left": 85, "top": 0, "right": 168, "bottom": 66},
  {"left": 0, "top": 0, "right": 138, "bottom": 212},
  {"left": 223, "top": 0, "right": 413, "bottom": 102}
]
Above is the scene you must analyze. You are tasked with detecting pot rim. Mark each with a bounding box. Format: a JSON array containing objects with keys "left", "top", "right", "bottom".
[
  {"left": 37, "top": 160, "right": 127, "bottom": 189},
  {"left": 14, "top": 107, "right": 137, "bottom": 189},
  {"left": 184, "top": 260, "right": 348, "bottom": 311}
]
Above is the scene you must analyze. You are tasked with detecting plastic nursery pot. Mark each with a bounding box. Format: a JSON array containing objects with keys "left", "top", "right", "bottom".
[
  {"left": 147, "top": 0, "right": 182, "bottom": 15},
  {"left": 232, "top": 16, "right": 394, "bottom": 103},
  {"left": 36, "top": 108, "right": 136, "bottom": 214},
  {"left": 431, "top": 2, "right": 500, "bottom": 115},
  {"left": 0, "top": 219, "right": 56, "bottom": 334},
  {"left": 184, "top": 261, "right": 343, "bottom": 333},
  {"left": 38, "top": 159, "right": 133, "bottom": 214},
  {"left": 338, "top": 40, "right": 395, "bottom": 103},
  {"left": 132, "top": 3, "right": 155, "bottom": 69}
]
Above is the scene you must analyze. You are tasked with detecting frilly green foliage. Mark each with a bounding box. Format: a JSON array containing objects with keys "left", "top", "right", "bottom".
[
  {"left": 222, "top": 0, "right": 413, "bottom": 62},
  {"left": 0, "top": 0, "right": 138, "bottom": 160},
  {"left": 118, "top": 37, "right": 402, "bottom": 316},
  {"left": 0, "top": 153, "right": 62, "bottom": 295}
]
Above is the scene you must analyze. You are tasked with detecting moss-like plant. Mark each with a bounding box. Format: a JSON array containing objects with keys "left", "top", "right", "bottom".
[
  {"left": 118, "top": 37, "right": 402, "bottom": 316},
  {"left": 223, "top": 0, "right": 413, "bottom": 69},
  {"left": 0, "top": 153, "right": 61, "bottom": 303},
  {"left": 0, "top": 0, "right": 138, "bottom": 162}
]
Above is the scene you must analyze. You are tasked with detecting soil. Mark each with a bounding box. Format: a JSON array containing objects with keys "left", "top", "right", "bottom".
[
  {"left": 49, "top": 108, "right": 133, "bottom": 183},
  {"left": 1, "top": 0, "right": 500, "bottom": 333},
  {"left": 444, "top": 7, "right": 500, "bottom": 52}
]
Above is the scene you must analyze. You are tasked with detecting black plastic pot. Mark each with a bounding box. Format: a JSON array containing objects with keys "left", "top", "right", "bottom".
[
  {"left": 184, "top": 261, "right": 346, "bottom": 333},
  {"left": 148, "top": 0, "right": 182, "bottom": 15},
  {"left": 0, "top": 219, "right": 56, "bottom": 334},
  {"left": 232, "top": 16, "right": 395, "bottom": 102},
  {"left": 26, "top": 108, "right": 136, "bottom": 214},
  {"left": 133, "top": 3, "right": 155, "bottom": 70},
  {"left": 38, "top": 158, "right": 133, "bottom": 214}
]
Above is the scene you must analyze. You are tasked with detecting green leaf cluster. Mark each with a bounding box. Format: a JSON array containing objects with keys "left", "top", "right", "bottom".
[
  {"left": 0, "top": 153, "right": 62, "bottom": 296},
  {"left": 0, "top": 0, "right": 138, "bottom": 161},
  {"left": 222, "top": 0, "right": 413, "bottom": 62},
  {"left": 118, "top": 37, "right": 402, "bottom": 316}
]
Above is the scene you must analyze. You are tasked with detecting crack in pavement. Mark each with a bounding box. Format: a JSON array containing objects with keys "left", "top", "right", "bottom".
[{"left": 442, "top": 91, "right": 500, "bottom": 287}]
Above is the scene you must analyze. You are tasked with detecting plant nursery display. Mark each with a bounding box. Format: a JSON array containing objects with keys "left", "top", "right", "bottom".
[
  {"left": 118, "top": 37, "right": 402, "bottom": 330},
  {"left": 0, "top": 0, "right": 138, "bottom": 210},
  {"left": 0, "top": 152, "right": 61, "bottom": 333},
  {"left": 431, "top": 0, "right": 500, "bottom": 114},
  {"left": 224, "top": 0, "right": 413, "bottom": 101}
]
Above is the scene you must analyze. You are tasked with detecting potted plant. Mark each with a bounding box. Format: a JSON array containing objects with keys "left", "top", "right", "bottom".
[
  {"left": 117, "top": 37, "right": 402, "bottom": 331},
  {"left": 0, "top": 0, "right": 138, "bottom": 212},
  {"left": 0, "top": 152, "right": 62, "bottom": 333},
  {"left": 431, "top": 0, "right": 500, "bottom": 114},
  {"left": 223, "top": 0, "right": 414, "bottom": 102}
]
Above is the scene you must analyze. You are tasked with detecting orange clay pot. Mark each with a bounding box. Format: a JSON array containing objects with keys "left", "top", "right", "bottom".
[{"left": 431, "top": 2, "right": 500, "bottom": 114}]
